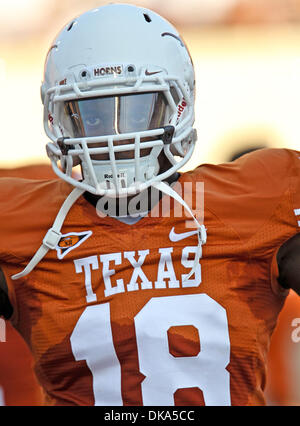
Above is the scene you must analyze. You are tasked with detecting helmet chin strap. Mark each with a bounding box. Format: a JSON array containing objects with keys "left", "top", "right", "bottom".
[
  {"left": 153, "top": 181, "right": 206, "bottom": 283},
  {"left": 11, "top": 181, "right": 206, "bottom": 282},
  {"left": 11, "top": 187, "right": 85, "bottom": 280}
]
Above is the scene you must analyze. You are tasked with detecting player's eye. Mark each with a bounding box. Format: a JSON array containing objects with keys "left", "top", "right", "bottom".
[
  {"left": 131, "top": 116, "right": 146, "bottom": 125},
  {"left": 86, "top": 117, "right": 101, "bottom": 126}
]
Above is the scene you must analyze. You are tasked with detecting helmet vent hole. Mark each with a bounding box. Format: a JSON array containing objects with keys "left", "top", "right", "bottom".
[
  {"left": 67, "top": 21, "right": 75, "bottom": 31},
  {"left": 143, "top": 13, "right": 151, "bottom": 23}
]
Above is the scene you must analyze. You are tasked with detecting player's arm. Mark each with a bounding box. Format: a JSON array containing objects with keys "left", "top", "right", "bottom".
[
  {"left": 0, "top": 267, "right": 13, "bottom": 319},
  {"left": 277, "top": 233, "right": 300, "bottom": 296}
]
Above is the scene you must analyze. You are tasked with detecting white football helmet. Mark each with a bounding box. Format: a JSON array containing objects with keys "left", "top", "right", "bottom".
[{"left": 41, "top": 3, "right": 196, "bottom": 197}]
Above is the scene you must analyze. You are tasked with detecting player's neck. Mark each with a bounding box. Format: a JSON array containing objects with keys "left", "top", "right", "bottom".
[{"left": 83, "top": 172, "right": 180, "bottom": 216}]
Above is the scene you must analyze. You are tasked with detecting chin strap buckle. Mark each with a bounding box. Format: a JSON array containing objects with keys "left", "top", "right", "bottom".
[
  {"left": 11, "top": 187, "right": 85, "bottom": 280},
  {"left": 43, "top": 228, "right": 62, "bottom": 250},
  {"left": 199, "top": 225, "right": 207, "bottom": 245}
]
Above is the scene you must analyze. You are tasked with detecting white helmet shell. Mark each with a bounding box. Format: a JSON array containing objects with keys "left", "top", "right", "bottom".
[{"left": 42, "top": 3, "right": 196, "bottom": 197}]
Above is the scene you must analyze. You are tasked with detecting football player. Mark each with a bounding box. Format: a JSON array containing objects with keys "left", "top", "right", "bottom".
[
  {"left": 0, "top": 4, "right": 299, "bottom": 406},
  {"left": 266, "top": 290, "right": 300, "bottom": 405},
  {"left": 0, "top": 165, "right": 55, "bottom": 406}
]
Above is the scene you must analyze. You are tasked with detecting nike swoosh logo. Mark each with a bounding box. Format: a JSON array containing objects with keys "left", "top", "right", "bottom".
[
  {"left": 169, "top": 227, "right": 199, "bottom": 242},
  {"left": 145, "top": 70, "right": 162, "bottom": 76}
]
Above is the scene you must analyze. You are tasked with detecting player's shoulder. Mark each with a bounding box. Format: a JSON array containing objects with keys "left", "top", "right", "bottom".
[
  {"left": 0, "top": 178, "right": 74, "bottom": 260},
  {"left": 188, "top": 148, "right": 300, "bottom": 189},
  {"left": 232, "top": 147, "right": 300, "bottom": 173},
  {"left": 0, "top": 177, "right": 72, "bottom": 217},
  {"left": 0, "top": 164, "right": 56, "bottom": 180},
  {"left": 180, "top": 148, "right": 300, "bottom": 240}
]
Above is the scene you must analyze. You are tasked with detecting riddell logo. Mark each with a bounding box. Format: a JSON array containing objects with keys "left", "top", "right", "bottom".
[
  {"left": 177, "top": 98, "right": 187, "bottom": 123},
  {"left": 104, "top": 171, "right": 126, "bottom": 179},
  {"left": 94, "top": 66, "right": 122, "bottom": 76}
]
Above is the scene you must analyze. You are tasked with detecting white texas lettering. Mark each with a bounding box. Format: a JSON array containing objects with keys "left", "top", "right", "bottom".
[
  {"left": 124, "top": 250, "right": 152, "bottom": 291},
  {"left": 74, "top": 255, "right": 98, "bottom": 303},
  {"left": 155, "top": 247, "right": 180, "bottom": 289},
  {"left": 74, "top": 246, "right": 201, "bottom": 303},
  {"left": 100, "top": 252, "right": 124, "bottom": 297}
]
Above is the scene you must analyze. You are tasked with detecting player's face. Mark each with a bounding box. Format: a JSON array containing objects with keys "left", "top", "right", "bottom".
[{"left": 63, "top": 93, "right": 167, "bottom": 160}]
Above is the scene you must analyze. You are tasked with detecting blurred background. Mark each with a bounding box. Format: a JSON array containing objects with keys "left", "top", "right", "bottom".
[
  {"left": 0, "top": 0, "right": 300, "bottom": 169},
  {"left": 0, "top": 0, "right": 300, "bottom": 406}
]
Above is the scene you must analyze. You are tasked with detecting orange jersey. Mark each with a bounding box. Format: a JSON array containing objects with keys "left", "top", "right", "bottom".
[
  {"left": 266, "top": 290, "right": 300, "bottom": 405},
  {"left": 0, "top": 321, "right": 43, "bottom": 406},
  {"left": 0, "top": 164, "right": 56, "bottom": 180},
  {"left": 0, "top": 148, "right": 299, "bottom": 406},
  {"left": 0, "top": 164, "right": 55, "bottom": 406}
]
